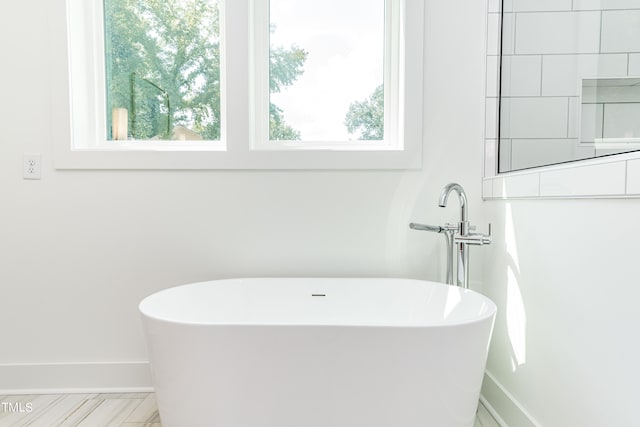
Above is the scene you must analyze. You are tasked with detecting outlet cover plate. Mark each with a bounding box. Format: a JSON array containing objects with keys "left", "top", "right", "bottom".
[{"left": 23, "top": 153, "right": 41, "bottom": 180}]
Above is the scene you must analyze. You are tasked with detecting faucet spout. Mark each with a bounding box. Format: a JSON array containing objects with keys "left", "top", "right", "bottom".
[{"left": 438, "top": 183, "right": 468, "bottom": 223}]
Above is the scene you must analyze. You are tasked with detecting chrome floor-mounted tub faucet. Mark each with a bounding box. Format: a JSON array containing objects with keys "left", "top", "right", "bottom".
[{"left": 410, "top": 183, "right": 491, "bottom": 289}]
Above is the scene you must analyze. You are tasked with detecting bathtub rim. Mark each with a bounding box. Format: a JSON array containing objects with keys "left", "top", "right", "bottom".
[{"left": 139, "top": 277, "right": 497, "bottom": 329}]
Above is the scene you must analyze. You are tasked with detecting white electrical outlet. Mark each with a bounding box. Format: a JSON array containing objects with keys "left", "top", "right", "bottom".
[{"left": 23, "top": 153, "right": 42, "bottom": 180}]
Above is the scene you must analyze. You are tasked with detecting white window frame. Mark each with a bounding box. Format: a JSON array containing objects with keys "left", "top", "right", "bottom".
[
  {"left": 250, "top": 0, "right": 402, "bottom": 151},
  {"left": 52, "top": 0, "right": 424, "bottom": 170}
]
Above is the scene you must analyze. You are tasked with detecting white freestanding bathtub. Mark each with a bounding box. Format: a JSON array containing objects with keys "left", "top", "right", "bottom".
[{"left": 139, "top": 278, "right": 496, "bottom": 427}]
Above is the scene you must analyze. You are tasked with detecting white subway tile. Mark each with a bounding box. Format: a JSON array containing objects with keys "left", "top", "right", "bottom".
[
  {"left": 567, "top": 97, "right": 580, "bottom": 139},
  {"left": 488, "top": 0, "right": 502, "bottom": 13},
  {"left": 492, "top": 173, "right": 540, "bottom": 198},
  {"left": 502, "top": 55, "right": 542, "bottom": 96},
  {"left": 629, "top": 54, "right": 640, "bottom": 75},
  {"left": 486, "top": 56, "right": 500, "bottom": 97},
  {"left": 540, "top": 161, "right": 626, "bottom": 196},
  {"left": 487, "top": 14, "right": 501, "bottom": 56},
  {"left": 499, "top": 139, "right": 512, "bottom": 172},
  {"left": 573, "top": 0, "right": 640, "bottom": 10},
  {"left": 511, "top": 139, "right": 594, "bottom": 170},
  {"left": 492, "top": 177, "right": 505, "bottom": 198},
  {"left": 500, "top": 13, "right": 515, "bottom": 56},
  {"left": 541, "top": 54, "right": 628, "bottom": 96},
  {"left": 579, "top": 103, "right": 605, "bottom": 142},
  {"left": 485, "top": 139, "right": 498, "bottom": 177},
  {"left": 627, "top": 158, "right": 640, "bottom": 194},
  {"left": 601, "top": 10, "right": 640, "bottom": 53},
  {"left": 582, "top": 84, "right": 640, "bottom": 103},
  {"left": 602, "top": 102, "right": 640, "bottom": 138},
  {"left": 595, "top": 147, "right": 637, "bottom": 156},
  {"left": 501, "top": 97, "right": 569, "bottom": 139},
  {"left": 499, "top": 98, "right": 511, "bottom": 139},
  {"left": 515, "top": 12, "right": 601, "bottom": 54},
  {"left": 486, "top": 98, "right": 499, "bottom": 139},
  {"left": 483, "top": 179, "right": 494, "bottom": 198},
  {"left": 512, "top": 0, "right": 572, "bottom": 12},
  {"left": 581, "top": 86, "right": 599, "bottom": 103}
]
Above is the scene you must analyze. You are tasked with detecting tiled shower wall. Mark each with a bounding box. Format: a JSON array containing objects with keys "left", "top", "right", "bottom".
[{"left": 485, "top": 0, "right": 640, "bottom": 174}]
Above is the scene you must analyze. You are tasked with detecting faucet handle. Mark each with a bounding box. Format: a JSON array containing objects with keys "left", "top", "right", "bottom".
[
  {"left": 409, "top": 223, "right": 443, "bottom": 233},
  {"left": 456, "top": 223, "right": 492, "bottom": 245},
  {"left": 481, "top": 223, "right": 492, "bottom": 245},
  {"left": 472, "top": 223, "right": 491, "bottom": 236}
]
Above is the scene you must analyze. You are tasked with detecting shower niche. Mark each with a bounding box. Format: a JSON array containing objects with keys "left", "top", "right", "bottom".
[{"left": 579, "top": 77, "right": 640, "bottom": 151}]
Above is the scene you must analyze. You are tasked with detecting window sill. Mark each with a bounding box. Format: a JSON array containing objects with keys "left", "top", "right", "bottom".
[{"left": 53, "top": 146, "right": 422, "bottom": 170}]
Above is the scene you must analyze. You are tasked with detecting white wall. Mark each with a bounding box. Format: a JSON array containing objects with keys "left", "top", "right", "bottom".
[
  {"left": 481, "top": 2, "right": 640, "bottom": 426},
  {"left": 481, "top": 199, "right": 640, "bottom": 426},
  {"left": 0, "top": 0, "right": 487, "bottom": 391}
]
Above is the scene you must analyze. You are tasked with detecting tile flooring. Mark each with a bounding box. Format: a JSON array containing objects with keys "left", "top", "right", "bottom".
[{"left": 0, "top": 393, "right": 499, "bottom": 426}]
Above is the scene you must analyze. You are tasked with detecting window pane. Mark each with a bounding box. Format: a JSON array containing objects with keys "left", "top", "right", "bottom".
[
  {"left": 269, "top": 0, "right": 385, "bottom": 141},
  {"left": 103, "top": 0, "right": 220, "bottom": 141}
]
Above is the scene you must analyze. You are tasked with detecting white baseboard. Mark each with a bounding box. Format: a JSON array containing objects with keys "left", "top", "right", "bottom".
[
  {"left": 479, "top": 394, "right": 509, "bottom": 427},
  {"left": 480, "top": 370, "right": 542, "bottom": 427},
  {"left": 0, "top": 361, "right": 153, "bottom": 395}
]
